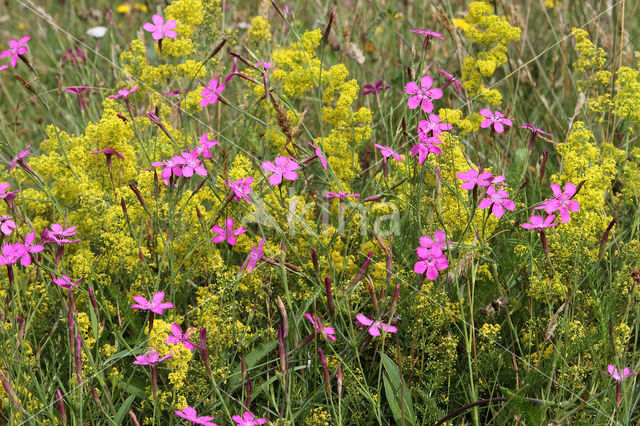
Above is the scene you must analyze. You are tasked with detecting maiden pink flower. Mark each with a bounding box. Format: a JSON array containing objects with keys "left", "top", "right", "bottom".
[
  {"left": 211, "top": 217, "right": 247, "bottom": 246},
  {"left": 374, "top": 144, "right": 403, "bottom": 162},
  {"left": 262, "top": 156, "right": 300, "bottom": 185},
  {"left": 478, "top": 186, "right": 516, "bottom": 218},
  {"left": 543, "top": 182, "right": 580, "bottom": 223},
  {"left": 232, "top": 411, "right": 267, "bottom": 426},
  {"left": 304, "top": 313, "right": 337, "bottom": 341},
  {"left": 109, "top": 87, "right": 138, "bottom": 99},
  {"left": 418, "top": 115, "right": 452, "bottom": 139},
  {"left": 326, "top": 191, "right": 360, "bottom": 199},
  {"left": 42, "top": 224, "right": 80, "bottom": 246},
  {"left": 133, "top": 352, "right": 173, "bottom": 365},
  {"left": 604, "top": 365, "right": 635, "bottom": 382},
  {"left": 521, "top": 214, "right": 557, "bottom": 230},
  {"left": 0, "top": 215, "right": 16, "bottom": 235},
  {"left": 152, "top": 155, "right": 185, "bottom": 182},
  {"left": 9, "top": 145, "right": 30, "bottom": 172},
  {"left": 143, "top": 14, "right": 178, "bottom": 40},
  {"left": 53, "top": 275, "right": 83, "bottom": 290},
  {"left": 457, "top": 169, "right": 493, "bottom": 190},
  {"left": 361, "top": 80, "right": 391, "bottom": 96},
  {"left": 227, "top": 177, "right": 254, "bottom": 203},
  {"left": 21, "top": 232, "right": 44, "bottom": 266},
  {"left": 411, "top": 137, "right": 442, "bottom": 164},
  {"left": 355, "top": 313, "right": 397, "bottom": 336},
  {"left": 405, "top": 75, "right": 442, "bottom": 113},
  {"left": 1, "top": 36, "right": 30, "bottom": 68},
  {"left": 409, "top": 29, "right": 444, "bottom": 52},
  {"left": 0, "top": 243, "right": 25, "bottom": 266},
  {"left": 245, "top": 238, "right": 265, "bottom": 273},
  {"left": 165, "top": 323, "right": 196, "bottom": 351},
  {"left": 308, "top": 142, "right": 328, "bottom": 169},
  {"left": 200, "top": 78, "right": 225, "bottom": 107},
  {"left": 0, "top": 183, "right": 19, "bottom": 210},
  {"left": 480, "top": 109, "right": 513, "bottom": 133},
  {"left": 64, "top": 86, "right": 91, "bottom": 111},
  {"left": 131, "top": 291, "right": 174, "bottom": 315},
  {"left": 175, "top": 406, "right": 217, "bottom": 426},
  {"left": 180, "top": 150, "right": 208, "bottom": 177},
  {"left": 520, "top": 123, "right": 551, "bottom": 137},
  {"left": 198, "top": 134, "right": 218, "bottom": 158},
  {"left": 438, "top": 69, "right": 464, "bottom": 95},
  {"left": 417, "top": 230, "right": 451, "bottom": 255},
  {"left": 414, "top": 245, "right": 449, "bottom": 280},
  {"left": 91, "top": 148, "right": 125, "bottom": 160}
]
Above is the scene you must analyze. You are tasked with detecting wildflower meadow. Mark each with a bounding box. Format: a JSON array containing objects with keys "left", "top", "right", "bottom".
[{"left": 2, "top": 0, "right": 640, "bottom": 424}]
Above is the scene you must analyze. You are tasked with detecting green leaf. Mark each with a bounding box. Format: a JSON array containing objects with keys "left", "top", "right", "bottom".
[
  {"left": 113, "top": 394, "right": 136, "bottom": 425},
  {"left": 381, "top": 353, "right": 415, "bottom": 425},
  {"left": 228, "top": 340, "right": 278, "bottom": 389}
]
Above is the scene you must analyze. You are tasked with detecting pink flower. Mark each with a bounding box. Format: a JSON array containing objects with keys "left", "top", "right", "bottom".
[
  {"left": 409, "top": 29, "right": 444, "bottom": 51},
  {"left": 0, "top": 183, "right": 20, "bottom": 207},
  {"left": 0, "top": 215, "right": 16, "bottom": 235},
  {"left": 456, "top": 169, "right": 493, "bottom": 190},
  {"left": 224, "top": 57, "right": 240, "bottom": 83},
  {"left": 521, "top": 214, "right": 557, "bottom": 230},
  {"left": 53, "top": 275, "right": 83, "bottom": 290},
  {"left": 374, "top": 144, "right": 403, "bottom": 162},
  {"left": 542, "top": 182, "right": 580, "bottom": 223},
  {"left": 21, "top": 232, "right": 44, "bottom": 266},
  {"left": 198, "top": 134, "right": 218, "bottom": 158},
  {"left": 417, "top": 230, "right": 451, "bottom": 255},
  {"left": 175, "top": 406, "right": 217, "bottom": 426},
  {"left": 64, "top": 86, "right": 91, "bottom": 111},
  {"left": 361, "top": 80, "right": 391, "bottom": 96},
  {"left": 519, "top": 123, "right": 551, "bottom": 137},
  {"left": 91, "top": 148, "right": 125, "bottom": 160},
  {"left": 304, "top": 313, "right": 337, "bottom": 341},
  {"left": 405, "top": 75, "right": 442, "bottom": 113},
  {"left": 152, "top": 155, "right": 185, "bottom": 183},
  {"left": 326, "top": 191, "right": 360, "bottom": 199},
  {"left": 165, "top": 323, "right": 196, "bottom": 351},
  {"left": 9, "top": 145, "right": 30, "bottom": 172},
  {"left": 418, "top": 115, "right": 452, "bottom": 139},
  {"left": 604, "top": 365, "right": 635, "bottom": 382},
  {"left": 200, "top": 78, "right": 225, "bottom": 107},
  {"left": 0, "top": 232, "right": 43, "bottom": 267},
  {"left": 355, "top": 313, "right": 397, "bottom": 336},
  {"left": 142, "top": 14, "right": 178, "bottom": 40},
  {"left": 478, "top": 186, "right": 516, "bottom": 218},
  {"left": 211, "top": 217, "right": 247, "bottom": 246},
  {"left": 308, "top": 142, "right": 328, "bottom": 169},
  {"left": 180, "top": 150, "right": 207, "bottom": 178},
  {"left": 410, "top": 137, "right": 442, "bottom": 164},
  {"left": 109, "top": 87, "right": 138, "bottom": 99},
  {"left": 414, "top": 245, "right": 449, "bottom": 280},
  {"left": 41, "top": 223, "right": 80, "bottom": 246},
  {"left": 245, "top": 238, "right": 265, "bottom": 274},
  {"left": 227, "top": 177, "right": 254, "bottom": 203},
  {"left": 232, "top": 411, "right": 267, "bottom": 426},
  {"left": 0, "top": 65, "right": 7, "bottom": 72},
  {"left": 0, "top": 36, "right": 30, "bottom": 68},
  {"left": 131, "top": 291, "right": 174, "bottom": 315},
  {"left": 479, "top": 109, "right": 513, "bottom": 133},
  {"left": 254, "top": 60, "right": 271, "bottom": 70},
  {"left": 133, "top": 351, "right": 173, "bottom": 365},
  {"left": 438, "top": 69, "right": 464, "bottom": 95},
  {"left": 262, "top": 156, "right": 300, "bottom": 186}
]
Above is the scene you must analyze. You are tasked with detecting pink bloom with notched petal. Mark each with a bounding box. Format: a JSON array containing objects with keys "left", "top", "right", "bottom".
[
  {"left": 479, "top": 109, "right": 513, "bottom": 133},
  {"left": 108, "top": 87, "right": 138, "bottom": 99},
  {"left": 21, "top": 232, "right": 44, "bottom": 266},
  {"left": 456, "top": 169, "right": 493, "bottom": 190},
  {"left": 211, "top": 217, "right": 247, "bottom": 246},
  {"left": 180, "top": 150, "right": 207, "bottom": 177},
  {"left": 405, "top": 75, "right": 442, "bottom": 113},
  {"left": 490, "top": 175, "right": 506, "bottom": 185},
  {"left": 326, "top": 191, "right": 360, "bottom": 199},
  {"left": 0, "top": 215, "right": 16, "bottom": 235},
  {"left": 200, "top": 78, "right": 225, "bottom": 107},
  {"left": 304, "top": 313, "right": 337, "bottom": 341},
  {"left": 227, "top": 177, "right": 254, "bottom": 203},
  {"left": 414, "top": 245, "right": 449, "bottom": 280},
  {"left": 438, "top": 69, "right": 464, "bottom": 95},
  {"left": 0, "top": 36, "right": 30, "bottom": 68},
  {"left": 262, "top": 156, "right": 300, "bottom": 186},
  {"left": 131, "top": 291, "right": 174, "bottom": 315},
  {"left": 411, "top": 137, "right": 442, "bottom": 164},
  {"left": 91, "top": 148, "right": 125, "bottom": 160},
  {"left": 165, "top": 323, "right": 196, "bottom": 351},
  {"left": 142, "top": 14, "right": 178, "bottom": 40},
  {"left": 521, "top": 214, "right": 557, "bottom": 230},
  {"left": 175, "top": 406, "right": 217, "bottom": 426},
  {"left": 604, "top": 365, "right": 635, "bottom": 382},
  {"left": 308, "top": 142, "right": 328, "bottom": 169},
  {"left": 53, "top": 275, "right": 83, "bottom": 290},
  {"left": 254, "top": 60, "right": 271, "bottom": 70},
  {"left": 478, "top": 186, "right": 516, "bottom": 218},
  {"left": 0, "top": 243, "right": 25, "bottom": 266},
  {"left": 409, "top": 29, "right": 444, "bottom": 39},
  {"left": 0, "top": 183, "right": 19, "bottom": 202},
  {"left": 245, "top": 238, "right": 264, "bottom": 274},
  {"left": 417, "top": 230, "right": 452, "bottom": 255},
  {"left": 133, "top": 351, "right": 173, "bottom": 365},
  {"left": 152, "top": 155, "right": 185, "bottom": 182},
  {"left": 9, "top": 145, "right": 30, "bottom": 172},
  {"left": 361, "top": 80, "right": 391, "bottom": 96},
  {"left": 198, "top": 134, "right": 219, "bottom": 158},
  {"left": 374, "top": 144, "right": 403, "bottom": 162},
  {"left": 543, "top": 182, "right": 580, "bottom": 223},
  {"left": 418, "top": 115, "right": 452, "bottom": 139},
  {"left": 355, "top": 313, "right": 397, "bottom": 336},
  {"left": 232, "top": 411, "right": 267, "bottom": 426},
  {"left": 519, "top": 123, "right": 551, "bottom": 136},
  {"left": 42, "top": 223, "right": 80, "bottom": 246}
]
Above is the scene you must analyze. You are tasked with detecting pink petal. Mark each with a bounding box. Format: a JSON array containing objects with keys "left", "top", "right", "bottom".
[
  {"left": 407, "top": 95, "right": 422, "bottom": 109},
  {"left": 419, "top": 75, "right": 434, "bottom": 90},
  {"left": 404, "top": 81, "right": 420, "bottom": 95}
]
